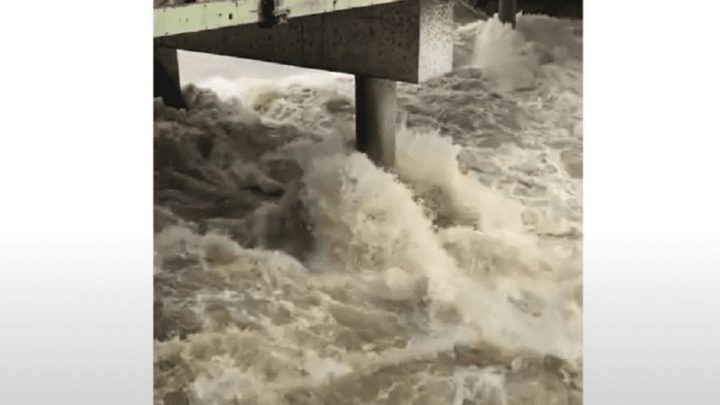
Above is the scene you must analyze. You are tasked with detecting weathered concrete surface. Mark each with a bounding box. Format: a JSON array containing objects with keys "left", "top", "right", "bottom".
[
  {"left": 154, "top": 47, "right": 186, "bottom": 109},
  {"left": 156, "top": 0, "right": 454, "bottom": 83},
  {"left": 154, "top": 0, "right": 404, "bottom": 38},
  {"left": 499, "top": 0, "right": 517, "bottom": 26},
  {"left": 355, "top": 76, "right": 397, "bottom": 166}
]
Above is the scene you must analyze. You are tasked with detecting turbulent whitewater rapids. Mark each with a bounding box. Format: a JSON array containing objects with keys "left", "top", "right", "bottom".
[{"left": 154, "top": 14, "right": 582, "bottom": 405}]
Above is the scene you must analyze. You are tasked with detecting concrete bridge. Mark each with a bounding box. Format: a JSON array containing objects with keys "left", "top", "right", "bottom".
[{"left": 154, "top": 0, "right": 515, "bottom": 166}]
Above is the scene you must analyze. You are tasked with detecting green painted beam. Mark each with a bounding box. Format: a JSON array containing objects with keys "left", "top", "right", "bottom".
[{"left": 154, "top": 0, "right": 405, "bottom": 38}]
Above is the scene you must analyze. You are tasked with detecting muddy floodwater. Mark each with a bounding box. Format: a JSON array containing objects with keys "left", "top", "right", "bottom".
[{"left": 154, "top": 14, "right": 582, "bottom": 405}]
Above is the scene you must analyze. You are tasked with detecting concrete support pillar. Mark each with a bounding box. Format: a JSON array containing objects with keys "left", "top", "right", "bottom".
[
  {"left": 154, "top": 47, "right": 186, "bottom": 109},
  {"left": 498, "top": 0, "right": 517, "bottom": 27},
  {"left": 355, "top": 75, "right": 397, "bottom": 167}
]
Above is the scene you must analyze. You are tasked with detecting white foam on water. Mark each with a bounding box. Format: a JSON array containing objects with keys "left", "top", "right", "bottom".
[{"left": 154, "top": 12, "right": 583, "bottom": 405}]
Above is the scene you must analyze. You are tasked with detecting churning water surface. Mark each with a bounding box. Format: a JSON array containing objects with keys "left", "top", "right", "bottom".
[{"left": 154, "top": 14, "right": 583, "bottom": 405}]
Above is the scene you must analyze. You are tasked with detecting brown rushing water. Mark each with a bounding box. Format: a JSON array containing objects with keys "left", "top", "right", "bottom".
[{"left": 154, "top": 14, "right": 582, "bottom": 405}]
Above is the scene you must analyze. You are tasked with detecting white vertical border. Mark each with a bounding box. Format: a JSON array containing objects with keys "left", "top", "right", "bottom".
[
  {"left": 1, "top": 1, "right": 152, "bottom": 404},
  {"left": 585, "top": 1, "right": 720, "bottom": 404}
]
